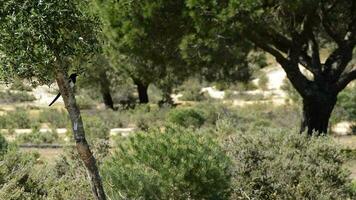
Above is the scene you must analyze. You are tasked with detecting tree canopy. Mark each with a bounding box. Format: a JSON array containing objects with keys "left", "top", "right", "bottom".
[
  {"left": 186, "top": 0, "right": 356, "bottom": 134},
  {"left": 0, "top": 0, "right": 98, "bottom": 85}
]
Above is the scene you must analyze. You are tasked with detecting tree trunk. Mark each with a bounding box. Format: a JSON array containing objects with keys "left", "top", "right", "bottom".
[
  {"left": 300, "top": 94, "right": 337, "bottom": 135},
  {"left": 55, "top": 70, "right": 106, "bottom": 200},
  {"left": 135, "top": 81, "right": 149, "bottom": 104},
  {"left": 99, "top": 72, "right": 114, "bottom": 110}
]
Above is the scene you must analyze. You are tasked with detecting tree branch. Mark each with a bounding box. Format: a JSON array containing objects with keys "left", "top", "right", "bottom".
[
  {"left": 334, "top": 69, "right": 356, "bottom": 93},
  {"left": 323, "top": 42, "right": 354, "bottom": 82},
  {"left": 250, "top": 36, "right": 311, "bottom": 97}
]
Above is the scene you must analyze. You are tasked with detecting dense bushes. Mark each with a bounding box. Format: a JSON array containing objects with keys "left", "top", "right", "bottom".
[
  {"left": 0, "top": 150, "right": 46, "bottom": 200},
  {"left": 83, "top": 116, "right": 110, "bottom": 142},
  {"left": 39, "top": 109, "right": 69, "bottom": 128},
  {"left": 102, "top": 126, "right": 232, "bottom": 200},
  {"left": 0, "top": 108, "right": 35, "bottom": 129},
  {"left": 15, "top": 129, "right": 60, "bottom": 145},
  {"left": 178, "top": 78, "right": 208, "bottom": 101},
  {"left": 226, "top": 129, "right": 355, "bottom": 199},
  {"left": 337, "top": 86, "right": 356, "bottom": 121},
  {"left": 0, "top": 90, "right": 36, "bottom": 103},
  {"left": 168, "top": 108, "right": 206, "bottom": 128},
  {"left": 0, "top": 134, "right": 7, "bottom": 156}
]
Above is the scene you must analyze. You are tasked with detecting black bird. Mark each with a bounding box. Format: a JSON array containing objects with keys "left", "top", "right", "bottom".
[{"left": 49, "top": 73, "right": 78, "bottom": 106}]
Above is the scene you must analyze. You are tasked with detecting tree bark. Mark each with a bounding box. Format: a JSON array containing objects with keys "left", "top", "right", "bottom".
[
  {"left": 135, "top": 81, "right": 149, "bottom": 104},
  {"left": 99, "top": 72, "right": 115, "bottom": 110},
  {"left": 300, "top": 94, "right": 337, "bottom": 135},
  {"left": 55, "top": 70, "right": 106, "bottom": 200}
]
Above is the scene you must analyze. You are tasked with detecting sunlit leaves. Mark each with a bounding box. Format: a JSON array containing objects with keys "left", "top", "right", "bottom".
[{"left": 0, "top": 0, "right": 99, "bottom": 85}]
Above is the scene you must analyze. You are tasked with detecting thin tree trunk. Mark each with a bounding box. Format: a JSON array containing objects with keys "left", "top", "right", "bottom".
[
  {"left": 55, "top": 70, "right": 106, "bottom": 200},
  {"left": 99, "top": 72, "right": 114, "bottom": 110},
  {"left": 135, "top": 81, "right": 149, "bottom": 104},
  {"left": 300, "top": 95, "right": 337, "bottom": 135}
]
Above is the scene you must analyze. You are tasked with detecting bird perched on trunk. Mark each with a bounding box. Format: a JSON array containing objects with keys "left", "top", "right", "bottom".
[{"left": 49, "top": 73, "right": 78, "bottom": 106}]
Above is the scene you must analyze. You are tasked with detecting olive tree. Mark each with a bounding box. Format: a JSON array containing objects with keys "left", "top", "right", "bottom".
[
  {"left": 186, "top": 0, "right": 356, "bottom": 135},
  {"left": 0, "top": 1, "right": 106, "bottom": 199}
]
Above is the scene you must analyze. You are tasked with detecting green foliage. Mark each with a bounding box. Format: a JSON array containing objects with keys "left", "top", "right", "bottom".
[
  {"left": 103, "top": 126, "right": 232, "bottom": 200},
  {"left": 76, "top": 94, "right": 96, "bottom": 110},
  {"left": 83, "top": 116, "right": 110, "bottom": 142},
  {"left": 0, "top": 91, "right": 36, "bottom": 103},
  {"left": 168, "top": 108, "right": 206, "bottom": 128},
  {"left": 226, "top": 129, "right": 355, "bottom": 199},
  {"left": 10, "top": 79, "right": 33, "bottom": 91},
  {"left": 337, "top": 86, "right": 356, "bottom": 121},
  {"left": 38, "top": 147, "right": 94, "bottom": 200},
  {"left": 0, "top": 134, "right": 7, "bottom": 156},
  {"left": 94, "top": 0, "right": 192, "bottom": 101},
  {"left": 16, "top": 129, "right": 60, "bottom": 145},
  {"left": 0, "top": 150, "right": 46, "bottom": 200},
  {"left": 0, "top": 108, "right": 35, "bottom": 129},
  {"left": 258, "top": 73, "right": 269, "bottom": 90},
  {"left": 178, "top": 78, "right": 207, "bottom": 101},
  {"left": 39, "top": 109, "right": 70, "bottom": 128},
  {"left": 282, "top": 78, "right": 302, "bottom": 104},
  {"left": 0, "top": 0, "right": 99, "bottom": 84}
]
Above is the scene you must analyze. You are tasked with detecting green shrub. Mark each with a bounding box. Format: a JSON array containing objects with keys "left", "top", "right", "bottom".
[
  {"left": 0, "top": 150, "right": 46, "bottom": 200},
  {"left": 126, "top": 105, "right": 169, "bottom": 131},
  {"left": 281, "top": 78, "right": 301, "bottom": 104},
  {"left": 0, "top": 90, "right": 36, "bottom": 103},
  {"left": 0, "top": 108, "right": 35, "bottom": 129},
  {"left": 39, "top": 108, "right": 70, "bottom": 128},
  {"left": 95, "top": 111, "right": 124, "bottom": 128},
  {"left": 37, "top": 147, "right": 94, "bottom": 200},
  {"left": 178, "top": 78, "right": 207, "bottom": 101},
  {"left": 226, "top": 129, "right": 355, "bottom": 199},
  {"left": 258, "top": 73, "right": 269, "bottom": 90},
  {"left": 83, "top": 116, "right": 110, "bottom": 142},
  {"left": 0, "top": 134, "right": 7, "bottom": 156},
  {"left": 10, "top": 79, "right": 33, "bottom": 91},
  {"left": 103, "top": 126, "right": 232, "bottom": 200},
  {"left": 77, "top": 94, "right": 96, "bottom": 110},
  {"left": 168, "top": 108, "right": 206, "bottom": 128},
  {"left": 16, "top": 129, "right": 59, "bottom": 145},
  {"left": 337, "top": 86, "right": 356, "bottom": 121}
]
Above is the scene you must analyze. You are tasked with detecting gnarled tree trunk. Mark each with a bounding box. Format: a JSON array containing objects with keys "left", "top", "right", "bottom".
[
  {"left": 99, "top": 71, "right": 114, "bottom": 110},
  {"left": 55, "top": 70, "right": 106, "bottom": 200},
  {"left": 300, "top": 94, "right": 337, "bottom": 135},
  {"left": 135, "top": 81, "right": 149, "bottom": 104}
]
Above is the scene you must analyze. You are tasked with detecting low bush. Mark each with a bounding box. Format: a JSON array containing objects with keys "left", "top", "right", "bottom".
[
  {"left": 0, "top": 108, "right": 35, "bottom": 129},
  {"left": 336, "top": 86, "right": 356, "bottom": 121},
  {"left": 258, "top": 73, "right": 269, "bottom": 90},
  {"left": 0, "top": 90, "right": 36, "bottom": 103},
  {"left": 103, "top": 126, "right": 232, "bottom": 200},
  {"left": 83, "top": 116, "right": 110, "bottom": 142},
  {"left": 16, "top": 129, "right": 60, "bottom": 145},
  {"left": 281, "top": 78, "right": 301, "bottom": 104},
  {"left": 0, "top": 150, "right": 46, "bottom": 200},
  {"left": 178, "top": 78, "right": 207, "bottom": 101},
  {"left": 0, "top": 134, "right": 7, "bottom": 156},
  {"left": 37, "top": 147, "right": 94, "bottom": 200},
  {"left": 76, "top": 94, "right": 96, "bottom": 110},
  {"left": 10, "top": 79, "right": 33, "bottom": 91},
  {"left": 128, "top": 105, "right": 169, "bottom": 131},
  {"left": 168, "top": 108, "right": 206, "bottom": 128},
  {"left": 226, "top": 129, "right": 355, "bottom": 199},
  {"left": 39, "top": 108, "right": 70, "bottom": 128}
]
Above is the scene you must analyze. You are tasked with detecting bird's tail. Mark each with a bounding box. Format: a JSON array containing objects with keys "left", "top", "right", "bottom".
[{"left": 49, "top": 93, "right": 62, "bottom": 106}]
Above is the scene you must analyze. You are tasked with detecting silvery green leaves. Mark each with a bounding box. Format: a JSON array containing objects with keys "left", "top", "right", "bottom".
[{"left": 0, "top": 0, "right": 99, "bottom": 85}]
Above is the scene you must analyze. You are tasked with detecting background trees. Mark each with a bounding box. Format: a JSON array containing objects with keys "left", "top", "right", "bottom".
[
  {"left": 93, "top": 0, "right": 193, "bottom": 104},
  {"left": 186, "top": 0, "right": 356, "bottom": 134},
  {"left": 0, "top": 1, "right": 106, "bottom": 199}
]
